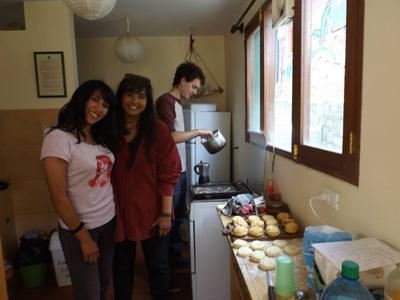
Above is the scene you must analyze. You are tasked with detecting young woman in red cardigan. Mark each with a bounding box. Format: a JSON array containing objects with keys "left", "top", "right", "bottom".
[{"left": 112, "top": 74, "right": 181, "bottom": 300}]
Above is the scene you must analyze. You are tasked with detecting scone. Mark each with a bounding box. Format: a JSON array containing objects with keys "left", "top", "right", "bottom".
[
  {"left": 259, "top": 257, "right": 276, "bottom": 271},
  {"left": 235, "top": 219, "right": 249, "bottom": 228},
  {"left": 249, "top": 240, "right": 265, "bottom": 251},
  {"left": 272, "top": 239, "right": 288, "bottom": 248},
  {"left": 250, "top": 219, "right": 265, "bottom": 228},
  {"left": 232, "top": 215, "right": 245, "bottom": 224},
  {"left": 276, "top": 212, "right": 290, "bottom": 223},
  {"left": 282, "top": 218, "right": 296, "bottom": 226},
  {"left": 265, "top": 245, "right": 281, "bottom": 257},
  {"left": 250, "top": 250, "right": 265, "bottom": 262},
  {"left": 233, "top": 225, "right": 248, "bottom": 237},
  {"left": 233, "top": 239, "right": 248, "bottom": 249},
  {"left": 266, "top": 225, "right": 280, "bottom": 237},
  {"left": 261, "top": 215, "right": 275, "bottom": 222},
  {"left": 247, "top": 215, "right": 261, "bottom": 224},
  {"left": 237, "top": 246, "right": 252, "bottom": 257},
  {"left": 283, "top": 244, "right": 301, "bottom": 256},
  {"left": 284, "top": 222, "right": 299, "bottom": 234},
  {"left": 265, "top": 218, "right": 278, "bottom": 226},
  {"left": 248, "top": 226, "right": 263, "bottom": 237}
]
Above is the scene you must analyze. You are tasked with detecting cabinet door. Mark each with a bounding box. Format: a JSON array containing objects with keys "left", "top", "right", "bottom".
[
  {"left": 190, "top": 202, "right": 231, "bottom": 300},
  {"left": 0, "top": 237, "right": 8, "bottom": 300}
]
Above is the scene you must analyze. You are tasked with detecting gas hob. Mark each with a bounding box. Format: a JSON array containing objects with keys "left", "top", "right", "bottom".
[{"left": 190, "top": 181, "right": 251, "bottom": 200}]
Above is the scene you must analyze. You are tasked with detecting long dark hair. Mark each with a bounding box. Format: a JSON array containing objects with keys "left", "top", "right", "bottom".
[
  {"left": 52, "top": 80, "right": 118, "bottom": 153},
  {"left": 116, "top": 74, "right": 156, "bottom": 167}
]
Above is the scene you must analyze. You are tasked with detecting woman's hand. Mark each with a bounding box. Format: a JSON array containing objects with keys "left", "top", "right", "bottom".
[
  {"left": 76, "top": 229, "right": 100, "bottom": 263},
  {"left": 152, "top": 216, "right": 172, "bottom": 237}
]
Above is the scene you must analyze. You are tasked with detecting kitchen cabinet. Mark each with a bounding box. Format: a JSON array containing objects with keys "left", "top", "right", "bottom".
[
  {"left": 0, "top": 237, "right": 8, "bottom": 300},
  {"left": 190, "top": 200, "right": 231, "bottom": 300}
]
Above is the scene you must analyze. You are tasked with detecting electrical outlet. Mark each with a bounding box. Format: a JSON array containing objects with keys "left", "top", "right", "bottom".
[{"left": 321, "top": 187, "right": 340, "bottom": 210}]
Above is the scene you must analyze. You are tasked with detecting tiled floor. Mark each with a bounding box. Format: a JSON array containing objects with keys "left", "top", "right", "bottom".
[{"left": 12, "top": 245, "right": 192, "bottom": 300}]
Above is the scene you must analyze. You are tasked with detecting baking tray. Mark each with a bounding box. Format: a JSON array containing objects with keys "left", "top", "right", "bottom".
[
  {"left": 223, "top": 222, "right": 304, "bottom": 241},
  {"left": 190, "top": 181, "right": 251, "bottom": 200}
]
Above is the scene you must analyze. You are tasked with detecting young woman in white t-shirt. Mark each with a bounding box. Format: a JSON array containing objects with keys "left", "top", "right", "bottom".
[{"left": 41, "top": 80, "right": 118, "bottom": 300}]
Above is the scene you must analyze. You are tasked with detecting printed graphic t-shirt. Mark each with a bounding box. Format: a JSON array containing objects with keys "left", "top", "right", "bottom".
[{"left": 41, "top": 129, "right": 115, "bottom": 230}]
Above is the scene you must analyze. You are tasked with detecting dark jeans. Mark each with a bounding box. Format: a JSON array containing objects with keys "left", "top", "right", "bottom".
[
  {"left": 58, "top": 218, "right": 115, "bottom": 300},
  {"left": 170, "top": 171, "right": 187, "bottom": 258},
  {"left": 113, "top": 236, "right": 170, "bottom": 300}
]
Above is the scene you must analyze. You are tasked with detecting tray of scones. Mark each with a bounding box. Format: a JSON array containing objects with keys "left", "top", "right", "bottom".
[
  {"left": 232, "top": 238, "right": 303, "bottom": 273},
  {"left": 224, "top": 212, "right": 303, "bottom": 241}
]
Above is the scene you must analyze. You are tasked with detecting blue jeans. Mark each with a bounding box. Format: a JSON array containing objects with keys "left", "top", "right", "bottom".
[{"left": 169, "top": 172, "right": 187, "bottom": 258}]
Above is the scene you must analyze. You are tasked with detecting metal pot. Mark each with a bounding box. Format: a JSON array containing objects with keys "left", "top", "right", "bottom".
[{"left": 200, "top": 129, "right": 226, "bottom": 154}]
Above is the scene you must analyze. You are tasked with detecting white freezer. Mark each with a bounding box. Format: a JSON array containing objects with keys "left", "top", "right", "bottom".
[{"left": 183, "top": 110, "right": 231, "bottom": 185}]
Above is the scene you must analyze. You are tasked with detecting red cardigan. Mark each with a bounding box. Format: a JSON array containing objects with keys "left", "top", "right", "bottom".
[{"left": 112, "top": 120, "right": 181, "bottom": 242}]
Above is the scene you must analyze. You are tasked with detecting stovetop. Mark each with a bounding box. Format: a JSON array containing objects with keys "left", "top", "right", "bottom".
[{"left": 190, "top": 181, "right": 252, "bottom": 200}]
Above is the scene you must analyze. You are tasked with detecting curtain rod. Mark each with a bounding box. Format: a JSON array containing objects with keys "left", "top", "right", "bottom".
[{"left": 230, "top": 0, "right": 257, "bottom": 34}]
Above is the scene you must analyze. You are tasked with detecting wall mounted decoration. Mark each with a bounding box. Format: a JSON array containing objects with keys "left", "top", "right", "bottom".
[{"left": 34, "top": 52, "right": 67, "bottom": 98}]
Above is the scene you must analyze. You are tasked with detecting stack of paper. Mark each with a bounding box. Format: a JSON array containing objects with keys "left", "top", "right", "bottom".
[{"left": 313, "top": 237, "right": 400, "bottom": 288}]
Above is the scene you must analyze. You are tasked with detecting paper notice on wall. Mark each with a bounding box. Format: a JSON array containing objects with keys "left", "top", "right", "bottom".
[{"left": 312, "top": 237, "right": 400, "bottom": 271}]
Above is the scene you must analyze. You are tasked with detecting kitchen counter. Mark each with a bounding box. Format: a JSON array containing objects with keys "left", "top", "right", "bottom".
[{"left": 217, "top": 212, "right": 312, "bottom": 300}]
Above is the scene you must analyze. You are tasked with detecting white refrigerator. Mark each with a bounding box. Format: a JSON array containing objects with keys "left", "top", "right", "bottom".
[{"left": 183, "top": 109, "right": 231, "bottom": 185}]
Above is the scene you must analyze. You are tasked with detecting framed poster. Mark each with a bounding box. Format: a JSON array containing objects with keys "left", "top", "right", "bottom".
[{"left": 34, "top": 51, "right": 67, "bottom": 97}]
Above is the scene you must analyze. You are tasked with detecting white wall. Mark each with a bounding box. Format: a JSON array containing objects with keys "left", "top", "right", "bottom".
[
  {"left": 226, "top": 0, "right": 400, "bottom": 249},
  {"left": 0, "top": 1, "right": 78, "bottom": 109},
  {"left": 76, "top": 36, "right": 226, "bottom": 110}
]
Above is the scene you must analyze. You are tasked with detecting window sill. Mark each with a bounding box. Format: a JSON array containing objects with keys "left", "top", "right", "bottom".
[{"left": 246, "top": 131, "right": 266, "bottom": 147}]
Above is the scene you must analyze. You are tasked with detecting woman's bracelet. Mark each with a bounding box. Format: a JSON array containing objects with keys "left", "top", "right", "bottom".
[
  {"left": 160, "top": 211, "right": 172, "bottom": 217},
  {"left": 70, "top": 222, "right": 85, "bottom": 235}
]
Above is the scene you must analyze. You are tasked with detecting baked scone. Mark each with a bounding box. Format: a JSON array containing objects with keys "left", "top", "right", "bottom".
[
  {"left": 272, "top": 239, "right": 288, "bottom": 248},
  {"left": 250, "top": 219, "right": 265, "bottom": 228},
  {"left": 247, "top": 215, "right": 261, "bottom": 224},
  {"left": 237, "top": 246, "right": 252, "bottom": 257},
  {"left": 284, "top": 222, "right": 299, "bottom": 234},
  {"left": 248, "top": 226, "right": 263, "bottom": 237},
  {"left": 265, "top": 218, "right": 278, "bottom": 226},
  {"left": 259, "top": 257, "right": 276, "bottom": 271},
  {"left": 281, "top": 218, "right": 296, "bottom": 226},
  {"left": 232, "top": 215, "right": 246, "bottom": 224},
  {"left": 235, "top": 219, "right": 249, "bottom": 228},
  {"left": 250, "top": 250, "right": 265, "bottom": 262},
  {"left": 266, "top": 225, "right": 280, "bottom": 237},
  {"left": 276, "top": 212, "right": 290, "bottom": 223},
  {"left": 233, "top": 225, "right": 248, "bottom": 237},
  {"left": 249, "top": 240, "right": 265, "bottom": 251},
  {"left": 283, "top": 244, "right": 301, "bottom": 256},
  {"left": 261, "top": 215, "right": 275, "bottom": 222},
  {"left": 265, "top": 245, "right": 281, "bottom": 257},
  {"left": 233, "top": 239, "right": 248, "bottom": 249}
]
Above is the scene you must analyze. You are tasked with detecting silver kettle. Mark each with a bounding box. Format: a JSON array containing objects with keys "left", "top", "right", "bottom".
[
  {"left": 200, "top": 129, "right": 226, "bottom": 154},
  {"left": 194, "top": 161, "right": 210, "bottom": 184}
]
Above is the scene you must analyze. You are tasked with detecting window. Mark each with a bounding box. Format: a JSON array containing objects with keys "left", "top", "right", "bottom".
[
  {"left": 245, "top": 12, "right": 265, "bottom": 144},
  {"left": 245, "top": 0, "right": 364, "bottom": 185}
]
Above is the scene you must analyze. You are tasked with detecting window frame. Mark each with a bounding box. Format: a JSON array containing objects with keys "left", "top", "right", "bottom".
[
  {"left": 245, "top": 0, "right": 364, "bottom": 185},
  {"left": 244, "top": 10, "right": 265, "bottom": 144}
]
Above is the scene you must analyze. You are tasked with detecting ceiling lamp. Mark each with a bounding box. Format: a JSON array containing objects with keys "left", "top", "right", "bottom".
[
  {"left": 114, "top": 17, "right": 144, "bottom": 63},
  {"left": 63, "top": 0, "right": 116, "bottom": 20}
]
